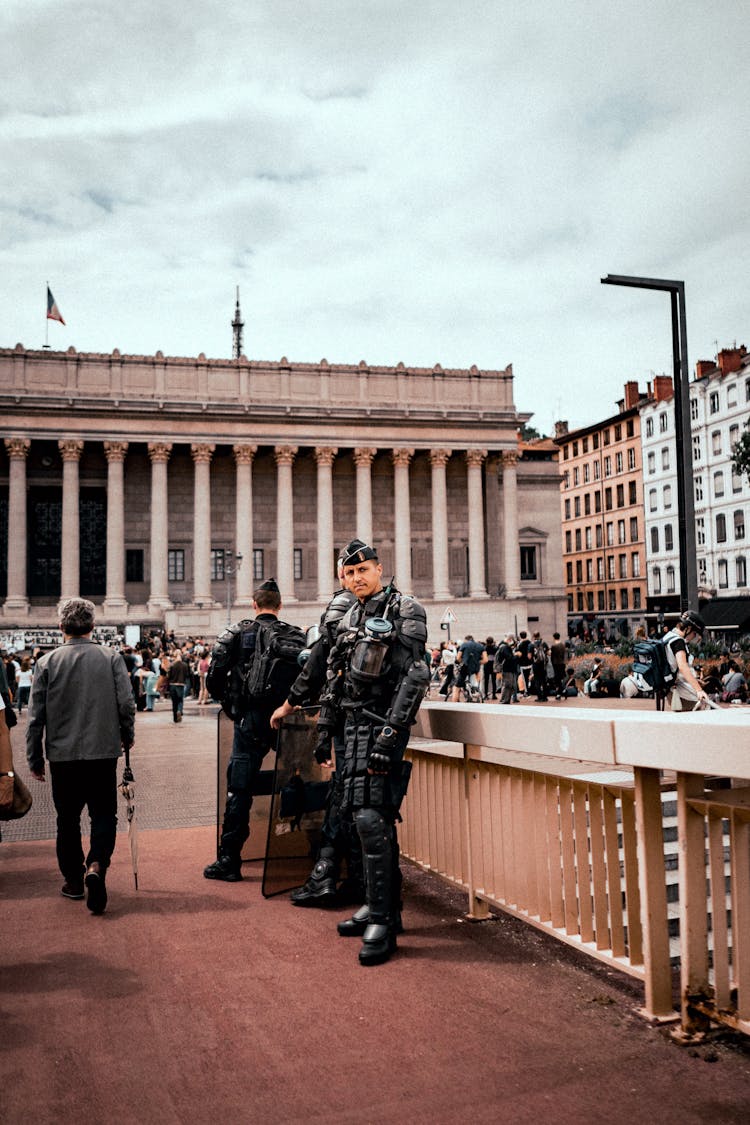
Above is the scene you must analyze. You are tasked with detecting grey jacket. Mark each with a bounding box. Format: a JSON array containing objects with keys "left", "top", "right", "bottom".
[{"left": 26, "top": 638, "right": 135, "bottom": 771}]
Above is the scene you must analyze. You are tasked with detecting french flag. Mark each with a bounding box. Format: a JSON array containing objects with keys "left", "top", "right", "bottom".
[{"left": 47, "top": 286, "right": 65, "bottom": 325}]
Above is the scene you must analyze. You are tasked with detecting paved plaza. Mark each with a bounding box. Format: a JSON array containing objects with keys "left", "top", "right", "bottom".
[{"left": 2, "top": 697, "right": 750, "bottom": 1123}]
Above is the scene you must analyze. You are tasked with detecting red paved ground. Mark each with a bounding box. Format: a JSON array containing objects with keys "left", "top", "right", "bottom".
[{"left": 3, "top": 823, "right": 750, "bottom": 1124}]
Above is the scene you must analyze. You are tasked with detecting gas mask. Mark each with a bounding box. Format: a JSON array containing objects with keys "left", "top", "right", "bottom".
[{"left": 349, "top": 617, "right": 393, "bottom": 683}]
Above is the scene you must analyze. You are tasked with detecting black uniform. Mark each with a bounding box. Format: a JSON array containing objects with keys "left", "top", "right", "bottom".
[{"left": 324, "top": 583, "right": 429, "bottom": 965}]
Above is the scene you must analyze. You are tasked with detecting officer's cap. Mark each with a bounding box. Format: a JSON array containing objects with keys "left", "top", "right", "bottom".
[
  {"left": 340, "top": 539, "right": 378, "bottom": 566},
  {"left": 257, "top": 577, "right": 280, "bottom": 594}
]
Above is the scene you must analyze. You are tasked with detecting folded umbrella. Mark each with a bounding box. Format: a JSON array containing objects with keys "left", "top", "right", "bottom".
[{"left": 119, "top": 746, "right": 139, "bottom": 890}]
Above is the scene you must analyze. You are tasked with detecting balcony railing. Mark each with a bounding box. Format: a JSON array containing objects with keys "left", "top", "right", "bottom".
[{"left": 405, "top": 702, "right": 750, "bottom": 1036}]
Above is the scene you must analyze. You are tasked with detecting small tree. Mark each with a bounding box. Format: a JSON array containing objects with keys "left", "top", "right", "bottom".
[{"left": 732, "top": 422, "right": 750, "bottom": 484}]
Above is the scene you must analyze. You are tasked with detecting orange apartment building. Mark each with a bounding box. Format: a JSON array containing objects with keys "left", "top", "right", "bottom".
[{"left": 554, "top": 378, "right": 673, "bottom": 639}]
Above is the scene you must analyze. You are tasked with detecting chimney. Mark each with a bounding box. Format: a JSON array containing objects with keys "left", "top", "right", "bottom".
[
  {"left": 653, "top": 375, "right": 673, "bottom": 402},
  {"left": 695, "top": 359, "right": 715, "bottom": 379},
  {"left": 623, "top": 380, "right": 640, "bottom": 410},
  {"left": 554, "top": 420, "right": 569, "bottom": 438},
  {"left": 717, "top": 346, "right": 747, "bottom": 375}
]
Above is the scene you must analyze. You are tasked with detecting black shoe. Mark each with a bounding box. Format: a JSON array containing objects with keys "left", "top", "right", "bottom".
[
  {"left": 61, "top": 880, "right": 85, "bottom": 900},
  {"left": 337, "top": 904, "right": 371, "bottom": 936},
  {"left": 203, "top": 856, "right": 243, "bottom": 882},
  {"left": 358, "top": 923, "right": 397, "bottom": 966},
  {"left": 291, "top": 877, "right": 337, "bottom": 906},
  {"left": 85, "top": 863, "right": 107, "bottom": 914}
]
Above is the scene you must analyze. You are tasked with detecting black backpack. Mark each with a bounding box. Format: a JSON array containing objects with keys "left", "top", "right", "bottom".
[{"left": 240, "top": 619, "right": 307, "bottom": 707}]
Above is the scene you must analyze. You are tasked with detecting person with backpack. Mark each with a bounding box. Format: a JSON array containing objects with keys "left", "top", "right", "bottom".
[
  {"left": 450, "top": 635, "right": 487, "bottom": 702},
  {"left": 494, "top": 634, "right": 519, "bottom": 704},
  {"left": 203, "top": 578, "right": 306, "bottom": 882},
  {"left": 663, "top": 610, "right": 709, "bottom": 712}
]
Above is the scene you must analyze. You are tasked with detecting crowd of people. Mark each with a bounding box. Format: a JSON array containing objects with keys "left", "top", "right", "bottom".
[{"left": 429, "top": 630, "right": 576, "bottom": 703}]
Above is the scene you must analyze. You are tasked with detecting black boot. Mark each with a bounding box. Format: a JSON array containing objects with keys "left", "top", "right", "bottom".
[
  {"left": 203, "top": 855, "right": 243, "bottom": 881},
  {"left": 358, "top": 922, "right": 397, "bottom": 966},
  {"left": 337, "top": 904, "right": 370, "bottom": 936},
  {"left": 291, "top": 857, "right": 338, "bottom": 906}
]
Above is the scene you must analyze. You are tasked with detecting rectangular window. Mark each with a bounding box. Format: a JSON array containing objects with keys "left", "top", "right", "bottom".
[
  {"left": 576, "top": 560, "right": 583, "bottom": 582},
  {"left": 603, "top": 429, "right": 610, "bottom": 445},
  {"left": 597, "top": 557, "right": 604, "bottom": 580},
  {"left": 618, "top": 553, "right": 627, "bottom": 579},
  {"left": 572, "top": 441, "right": 579, "bottom": 456},
  {"left": 712, "top": 430, "right": 722, "bottom": 456},
  {"left": 630, "top": 517, "right": 638, "bottom": 542},
  {"left": 614, "top": 424, "right": 622, "bottom": 441},
  {"left": 615, "top": 452, "right": 623, "bottom": 474},
  {"left": 566, "top": 561, "right": 573, "bottom": 583},
  {"left": 617, "top": 519, "right": 626, "bottom": 544},
  {"left": 653, "top": 567, "right": 661, "bottom": 594},
  {"left": 564, "top": 498, "right": 571, "bottom": 519},
  {"left": 608, "top": 589, "right": 616, "bottom": 611},
  {"left": 582, "top": 437, "right": 589, "bottom": 453},
  {"left": 631, "top": 552, "right": 640, "bottom": 577},
  {"left": 597, "top": 590, "right": 605, "bottom": 611},
  {"left": 661, "top": 447, "right": 670, "bottom": 470},
  {"left": 666, "top": 567, "right": 676, "bottom": 594},
  {"left": 627, "top": 447, "right": 636, "bottom": 469},
  {"left": 604, "top": 456, "right": 612, "bottom": 477},
  {"left": 710, "top": 391, "right": 720, "bottom": 414},
  {"left": 737, "top": 557, "right": 747, "bottom": 587},
  {"left": 716, "top": 514, "right": 727, "bottom": 543},
  {"left": 714, "top": 472, "right": 725, "bottom": 499},
  {"left": 692, "top": 435, "right": 701, "bottom": 461},
  {"left": 728, "top": 383, "right": 738, "bottom": 407},
  {"left": 520, "top": 545, "right": 537, "bottom": 580},
  {"left": 647, "top": 452, "right": 656, "bottom": 475},
  {"left": 594, "top": 491, "right": 602, "bottom": 513},
  {"left": 125, "top": 549, "right": 144, "bottom": 583},
  {"left": 733, "top": 466, "right": 743, "bottom": 493},
  {"left": 253, "top": 548, "right": 264, "bottom": 581},
  {"left": 584, "top": 493, "right": 591, "bottom": 516},
  {"left": 646, "top": 418, "right": 654, "bottom": 437},
  {"left": 574, "top": 496, "right": 581, "bottom": 517},
  {"left": 718, "top": 559, "right": 728, "bottom": 588},
  {"left": 565, "top": 530, "right": 572, "bottom": 552},
  {"left": 735, "top": 510, "right": 745, "bottom": 540},
  {"left": 606, "top": 522, "right": 614, "bottom": 546},
  {"left": 293, "top": 548, "right": 303, "bottom": 580},
  {"left": 583, "top": 463, "right": 590, "bottom": 483},
  {"left": 575, "top": 529, "right": 582, "bottom": 550},
  {"left": 607, "top": 556, "right": 615, "bottom": 581},
  {"left": 616, "top": 484, "right": 624, "bottom": 507},
  {"left": 586, "top": 558, "right": 593, "bottom": 581},
  {"left": 628, "top": 481, "right": 637, "bottom": 504},
  {"left": 585, "top": 526, "right": 592, "bottom": 549},
  {"left": 690, "top": 396, "right": 699, "bottom": 420},
  {"left": 596, "top": 525, "right": 603, "bottom": 548},
  {"left": 659, "top": 412, "right": 668, "bottom": 433},
  {"left": 577, "top": 591, "right": 584, "bottom": 611},
  {"left": 651, "top": 526, "right": 659, "bottom": 553},
  {"left": 649, "top": 489, "right": 657, "bottom": 512},
  {"left": 695, "top": 476, "right": 703, "bottom": 502},
  {"left": 168, "top": 549, "right": 185, "bottom": 582},
  {"left": 605, "top": 488, "right": 613, "bottom": 511},
  {"left": 663, "top": 484, "right": 672, "bottom": 509},
  {"left": 633, "top": 588, "right": 641, "bottom": 609},
  {"left": 664, "top": 524, "right": 674, "bottom": 551},
  {"left": 593, "top": 433, "right": 600, "bottom": 450},
  {"left": 697, "top": 518, "right": 705, "bottom": 546},
  {"left": 211, "top": 548, "right": 225, "bottom": 581},
  {"left": 593, "top": 460, "right": 600, "bottom": 480},
  {"left": 573, "top": 467, "right": 580, "bottom": 486},
  {"left": 626, "top": 420, "right": 634, "bottom": 437},
  {"left": 586, "top": 591, "right": 594, "bottom": 611},
  {"left": 620, "top": 588, "right": 629, "bottom": 610}
]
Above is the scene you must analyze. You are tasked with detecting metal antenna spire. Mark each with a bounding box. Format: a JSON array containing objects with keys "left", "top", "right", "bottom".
[{"left": 232, "top": 286, "right": 244, "bottom": 359}]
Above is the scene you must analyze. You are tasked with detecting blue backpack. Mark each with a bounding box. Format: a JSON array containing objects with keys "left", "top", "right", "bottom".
[{"left": 632, "top": 639, "right": 676, "bottom": 695}]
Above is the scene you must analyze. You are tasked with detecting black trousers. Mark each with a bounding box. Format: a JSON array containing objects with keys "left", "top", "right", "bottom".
[{"left": 49, "top": 758, "right": 119, "bottom": 883}]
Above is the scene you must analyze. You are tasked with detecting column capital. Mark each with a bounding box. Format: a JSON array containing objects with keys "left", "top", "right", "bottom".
[
  {"left": 314, "top": 446, "right": 338, "bottom": 467},
  {"left": 501, "top": 449, "right": 519, "bottom": 469},
  {"left": 4, "top": 437, "right": 30, "bottom": 460},
  {"left": 104, "top": 440, "right": 129, "bottom": 463},
  {"left": 429, "top": 448, "right": 451, "bottom": 468},
  {"left": 391, "top": 447, "right": 415, "bottom": 468},
  {"left": 465, "top": 448, "right": 488, "bottom": 468},
  {"left": 148, "top": 442, "right": 173, "bottom": 464},
  {"left": 353, "top": 447, "right": 377, "bottom": 468},
  {"left": 191, "top": 442, "right": 215, "bottom": 464},
  {"left": 58, "top": 439, "right": 84, "bottom": 462},
  {"left": 233, "top": 443, "right": 257, "bottom": 466},
  {"left": 274, "top": 444, "right": 298, "bottom": 466}
]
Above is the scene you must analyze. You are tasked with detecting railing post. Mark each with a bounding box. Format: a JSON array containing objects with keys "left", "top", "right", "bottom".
[
  {"left": 676, "top": 771, "right": 711, "bottom": 1032},
  {"left": 463, "top": 743, "right": 489, "bottom": 920},
  {"left": 633, "top": 766, "right": 675, "bottom": 1019}
]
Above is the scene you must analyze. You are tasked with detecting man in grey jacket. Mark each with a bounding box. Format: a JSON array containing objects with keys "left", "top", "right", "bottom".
[{"left": 26, "top": 598, "right": 135, "bottom": 914}]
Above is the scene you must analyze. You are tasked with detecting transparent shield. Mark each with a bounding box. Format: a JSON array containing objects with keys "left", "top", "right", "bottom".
[{"left": 216, "top": 709, "right": 277, "bottom": 863}]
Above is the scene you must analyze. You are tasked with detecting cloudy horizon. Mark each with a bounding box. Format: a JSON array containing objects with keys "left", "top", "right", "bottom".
[{"left": 2, "top": 0, "right": 748, "bottom": 435}]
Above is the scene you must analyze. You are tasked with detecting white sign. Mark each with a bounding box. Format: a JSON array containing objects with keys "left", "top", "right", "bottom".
[{"left": 441, "top": 607, "right": 457, "bottom": 624}]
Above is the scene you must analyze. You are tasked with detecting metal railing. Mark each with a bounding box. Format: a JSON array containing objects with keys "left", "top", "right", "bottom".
[{"left": 404, "top": 702, "right": 750, "bottom": 1035}]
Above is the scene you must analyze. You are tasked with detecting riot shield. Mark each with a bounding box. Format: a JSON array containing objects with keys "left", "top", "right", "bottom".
[
  {"left": 216, "top": 709, "right": 277, "bottom": 863},
  {"left": 261, "top": 712, "right": 328, "bottom": 898}
]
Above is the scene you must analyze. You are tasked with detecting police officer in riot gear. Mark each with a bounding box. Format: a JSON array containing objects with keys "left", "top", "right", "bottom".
[
  {"left": 321, "top": 539, "right": 429, "bottom": 966},
  {"left": 270, "top": 555, "right": 361, "bottom": 906},
  {"left": 204, "top": 578, "right": 302, "bottom": 882}
]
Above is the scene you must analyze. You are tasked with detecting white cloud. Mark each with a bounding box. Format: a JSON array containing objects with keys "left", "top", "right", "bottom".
[{"left": 1, "top": 0, "right": 748, "bottom": 431}]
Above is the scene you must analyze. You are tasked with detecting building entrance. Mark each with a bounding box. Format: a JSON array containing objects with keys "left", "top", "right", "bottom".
[{"left": 28, "top": 488, "right": 62, "bottom": 598}]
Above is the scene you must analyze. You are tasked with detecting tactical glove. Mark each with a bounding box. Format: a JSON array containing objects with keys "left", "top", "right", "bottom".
[{"left": 367, "top": 725, "right": 399, "bottom": 775}]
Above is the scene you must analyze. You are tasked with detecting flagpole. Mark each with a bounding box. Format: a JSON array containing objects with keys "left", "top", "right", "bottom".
[{"left": 44, "top": 281, "right": 50, "bottom": 349}]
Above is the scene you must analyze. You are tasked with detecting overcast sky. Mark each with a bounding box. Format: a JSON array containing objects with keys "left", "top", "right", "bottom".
[{"left": 1, "top": 0, "right": 748, "bottom": 434}]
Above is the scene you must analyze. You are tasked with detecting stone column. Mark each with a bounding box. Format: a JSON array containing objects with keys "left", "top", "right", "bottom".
[
  {"left": 392, "top": 448, "right": 414, "bottom": 595},
  {"left": 233, "top": 444, "right": 256, "bottom": 606},
  {"left": 353, "top": 447, "right": 376, "bottom": 545},
  {"left": 103, "top": 441, "right": 129, "bottom": 616},
  {"left": 147, "top": 442, "right": 173, "bottom": 613},
  {"left": 58, "top": 439, "right": 84, "bottom": 604},
  {"left": 191, "top": 443, "right": 215, "bottom": 606},
  {"left": 274, "top": 445, "right": 298, "bottom": 602},
  {"left": 501, "top": 450, "right": 522, "bottom": 598},
  {"left": 466, "top": 449, "right": 489, "bottom": 598},
  {"left": 315, "top": 447, "right": 338, "bottom": 601},
  {"left": 430, "top": 449, "right": 451, "bottom": 601},
  {"left": 3, "top": 438, "right": 30, "bottom": 615}
]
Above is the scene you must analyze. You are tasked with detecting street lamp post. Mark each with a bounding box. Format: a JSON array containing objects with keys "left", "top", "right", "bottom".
[
  {"left": 224, "top": 549, "right": 243, "bottom": 627},
  {"left": 600, "top": 274, "right": 698, "bottom": 612}
]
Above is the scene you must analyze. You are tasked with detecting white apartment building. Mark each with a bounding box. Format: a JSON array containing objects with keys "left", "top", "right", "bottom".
[{"left": 640, "top": 346, "right": 750, "bottom": 630}]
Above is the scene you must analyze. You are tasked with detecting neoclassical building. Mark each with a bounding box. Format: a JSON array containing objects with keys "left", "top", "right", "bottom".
[{"left": 0, "top": 340, "right": 565, "bottom": 641}]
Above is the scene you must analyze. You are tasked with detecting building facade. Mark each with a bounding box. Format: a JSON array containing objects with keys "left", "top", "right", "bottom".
[
  {"left": 0, "top": 343, "right": 566, "bottom": 642},
  {"left": 640, "top": 345, "right": 750, "bottom": 633},
  {"left": 555, "top": 381, "right": 662, "bottom": 639}
]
